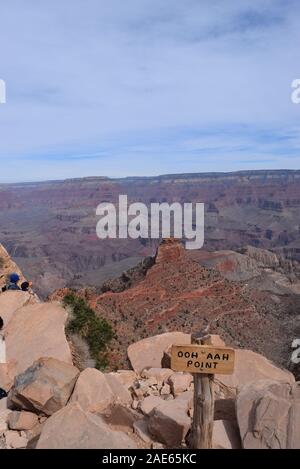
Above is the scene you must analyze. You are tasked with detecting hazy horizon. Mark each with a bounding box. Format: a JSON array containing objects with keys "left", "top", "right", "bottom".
[{"left": 0, "top": 167, "right": 299, "bottom": 186}]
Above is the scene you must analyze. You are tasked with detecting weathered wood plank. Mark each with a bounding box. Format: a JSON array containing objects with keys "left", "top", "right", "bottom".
[{"left": 171, "top": 344, "right": 235, "bottom": 375}]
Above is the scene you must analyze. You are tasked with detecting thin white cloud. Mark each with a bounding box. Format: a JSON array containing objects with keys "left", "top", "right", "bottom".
[{"left": 0, "top": 0, "right": 299, "bottom": 181}]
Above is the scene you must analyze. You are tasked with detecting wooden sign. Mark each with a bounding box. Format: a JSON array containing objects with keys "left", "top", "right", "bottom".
[{"left": 171, "top": 344, "right": 235, "bottom": 375}]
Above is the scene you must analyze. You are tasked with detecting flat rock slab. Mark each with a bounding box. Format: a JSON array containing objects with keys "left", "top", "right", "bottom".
[{"left": 5, "top": 301, "right": 73, "bottom": 379}]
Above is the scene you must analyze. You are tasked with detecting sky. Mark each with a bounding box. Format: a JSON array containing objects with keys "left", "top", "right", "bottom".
[{"left": 0, "top": 0, "right": 299, "bottom": 182}]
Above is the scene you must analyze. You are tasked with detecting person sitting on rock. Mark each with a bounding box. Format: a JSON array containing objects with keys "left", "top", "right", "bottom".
[
  {"left": 22, "top": 280, "right": 39, "bottom": 303},
  {"left": 21, "top": 281, "right": 30, "bottom": 292},
  {"left": 6, "top": 273, "right": 21, "bottom": 291}
]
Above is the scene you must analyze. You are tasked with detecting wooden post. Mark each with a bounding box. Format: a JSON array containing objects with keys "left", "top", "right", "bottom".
[{"left": 189, "top": 326, "right": 215, "bottom": 449}]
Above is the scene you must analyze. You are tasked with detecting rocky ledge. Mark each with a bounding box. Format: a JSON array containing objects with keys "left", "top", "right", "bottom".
[{"left": 0, "top": 244, "right": 299, "bottom": 449}]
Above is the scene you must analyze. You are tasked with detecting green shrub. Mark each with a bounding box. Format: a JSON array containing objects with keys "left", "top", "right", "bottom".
[{"left": 63, "top": 292, "right": 114, "bottom": 370}]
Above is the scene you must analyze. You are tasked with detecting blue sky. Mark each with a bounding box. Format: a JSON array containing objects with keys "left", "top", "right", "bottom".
[{"left": 0, "top": 0, "right": 299, "bottom": 182}]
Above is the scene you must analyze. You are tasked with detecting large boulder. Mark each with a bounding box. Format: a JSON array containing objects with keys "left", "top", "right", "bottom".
[
  {"left": 128, "top": 332, "right": 191, "bottom": 373},
  {"left": 148, "top": 398, "right": 191, "bottom": 447},
  {"left": 217, "top": 349, "right": 295, "bottom": 392},
  {"left": 36, "top": 402, "right": 137, "bottom": 449},
  {"left": 0, "top": 291, "right": 38, "bottom": 327},
  {"left": 236, "top": 380, "right": 300, "bottom": 449},
  {"left": 70, "top": 368, "right": 114, "bottom": 413},
  {"left": 5, "top": 302, "right": 73, "bottom": 379},
  {"left": 8, "top": 357, "right": 79, "bottom": 416}
]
